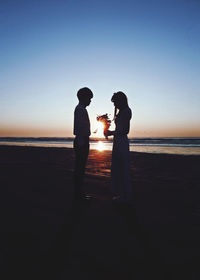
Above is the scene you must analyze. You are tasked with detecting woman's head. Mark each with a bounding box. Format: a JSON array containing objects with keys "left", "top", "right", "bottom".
[{"left": 111, "top": 91, "right": 128, "bottom": 110}]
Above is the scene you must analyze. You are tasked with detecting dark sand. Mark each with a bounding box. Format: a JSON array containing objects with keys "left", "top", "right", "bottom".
[{"left": 0, "top": 145, "right": 199, "bottom": 279}]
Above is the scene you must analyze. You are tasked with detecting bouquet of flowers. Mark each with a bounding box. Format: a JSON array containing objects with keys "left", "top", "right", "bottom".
[{"left": 96, "top": 114, "right": 111, "bottom": 139}]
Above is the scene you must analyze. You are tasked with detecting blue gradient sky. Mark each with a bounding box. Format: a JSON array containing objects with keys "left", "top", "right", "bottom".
[{"left": 1, "top": 0, "right": 200, "bottom": 137}]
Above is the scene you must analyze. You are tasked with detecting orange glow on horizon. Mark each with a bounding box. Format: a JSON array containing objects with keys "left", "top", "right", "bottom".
[
  {"left": 133, "top": 127, "right": 200, "bottom": 138},
  {"left": 0, "top": 125, "right": 200, "bottom": 138},
  {"left": 0, "top": 126, "right": 72, "bottom": 137}
]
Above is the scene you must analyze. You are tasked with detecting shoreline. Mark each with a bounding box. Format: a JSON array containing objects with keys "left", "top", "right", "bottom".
[{"left": 1, "top": 144, "right": 200, "bottom": 157}]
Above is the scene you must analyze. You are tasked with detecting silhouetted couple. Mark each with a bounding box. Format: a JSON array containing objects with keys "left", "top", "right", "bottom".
[{"left": 73, "top": 87, "right": 132, "bottom": 203}]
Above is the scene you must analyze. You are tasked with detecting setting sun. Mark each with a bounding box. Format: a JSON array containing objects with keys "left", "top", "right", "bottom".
[
  {"left": 96, "top": 141, "right": 105, "bottom": 152},
  {"left": 94, "top": 122, "right": 105, "bottom": 138}
]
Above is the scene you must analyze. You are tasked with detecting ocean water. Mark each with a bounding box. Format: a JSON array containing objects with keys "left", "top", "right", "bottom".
[{"left": 1, "top": 137, "right": 200, "bottom": 155}]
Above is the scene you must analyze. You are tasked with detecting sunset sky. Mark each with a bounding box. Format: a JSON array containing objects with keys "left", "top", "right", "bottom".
[{"left": 1, "top": 0, "right": 200, "bottom": 138}]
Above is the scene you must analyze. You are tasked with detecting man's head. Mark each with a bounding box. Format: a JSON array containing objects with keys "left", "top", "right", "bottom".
[{"left": 77, "top": 87, "right": 93, "bottom": 107}]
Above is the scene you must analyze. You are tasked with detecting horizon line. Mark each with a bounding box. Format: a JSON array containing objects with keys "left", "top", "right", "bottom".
[{"left": 1, "top": 136, "right": 200, "bottom": 139}]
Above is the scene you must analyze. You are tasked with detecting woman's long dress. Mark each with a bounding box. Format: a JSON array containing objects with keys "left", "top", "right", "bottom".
[{"left": 111, "top": 107, "right": 132, "bottom": 201}]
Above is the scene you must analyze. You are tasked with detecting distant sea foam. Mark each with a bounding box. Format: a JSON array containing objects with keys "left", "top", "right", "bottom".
[{"left": 0, "top": 137, "right": 200, "bottom": 155}]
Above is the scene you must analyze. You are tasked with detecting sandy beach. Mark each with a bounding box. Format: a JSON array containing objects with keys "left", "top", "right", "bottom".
[{"left": 0, "top": 145, "right": 199, "bottom": 279}]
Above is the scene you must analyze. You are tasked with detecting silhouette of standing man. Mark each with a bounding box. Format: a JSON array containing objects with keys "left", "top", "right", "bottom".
[{"left": 73, "top": 87, "right": 93, "bottom": 201}]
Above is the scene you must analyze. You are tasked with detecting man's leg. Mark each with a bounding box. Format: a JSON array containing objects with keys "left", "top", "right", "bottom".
[{"left": 73, "top": 143, "right": 89, "bottom": 199}]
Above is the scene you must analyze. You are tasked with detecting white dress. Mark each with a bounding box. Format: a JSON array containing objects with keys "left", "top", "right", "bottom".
[{"left": 111, "top": 107, "right": 132, "bottom": 201}]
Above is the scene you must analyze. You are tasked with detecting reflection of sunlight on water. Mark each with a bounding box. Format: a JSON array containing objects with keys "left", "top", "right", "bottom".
[
  {"left": 96, "top": 141, "right": 105, "bottom": 152},
  {"left": 1, "top": 141, "right": 200, "bottom": 155},
  {"left": 90, "top": 141, "right": 112, "bottom": 151}
]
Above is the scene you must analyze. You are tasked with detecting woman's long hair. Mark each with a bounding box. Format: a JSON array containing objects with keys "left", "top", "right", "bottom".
[{"left": 111, "top": 91, "right": 128, "bottom": 120}]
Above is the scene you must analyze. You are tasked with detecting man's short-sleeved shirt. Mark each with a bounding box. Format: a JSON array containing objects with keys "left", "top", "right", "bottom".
[{"left": 73, "top": 103, "right": 91, "bottom": 137}]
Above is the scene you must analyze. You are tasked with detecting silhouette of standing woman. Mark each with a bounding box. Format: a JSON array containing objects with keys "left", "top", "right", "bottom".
[{"left": 105, "top": 92, "right": 132, "bottom": 202}]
